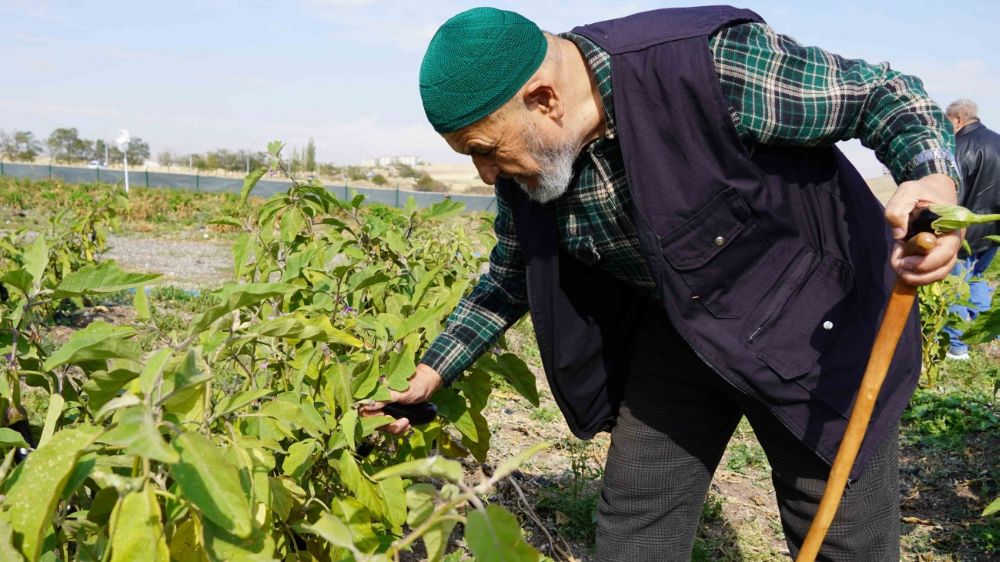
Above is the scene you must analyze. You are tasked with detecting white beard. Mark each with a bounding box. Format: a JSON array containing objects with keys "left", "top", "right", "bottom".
[{"left": 516, "top": 127, "right": 578, "bottom": 204}]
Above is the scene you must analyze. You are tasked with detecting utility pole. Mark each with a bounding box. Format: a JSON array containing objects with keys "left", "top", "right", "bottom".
[{"left": 116, "top": 129, "right": 131, "bottom": 193}]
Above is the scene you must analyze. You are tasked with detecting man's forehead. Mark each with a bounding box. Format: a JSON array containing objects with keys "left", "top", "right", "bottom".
[{"left": 444, "top": 121, "right": 497, "bottom": 153}]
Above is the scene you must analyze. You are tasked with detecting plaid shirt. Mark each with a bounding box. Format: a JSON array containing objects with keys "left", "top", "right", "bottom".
[{"left": 422, "top": 23, "right": 960, "bottom": 383}]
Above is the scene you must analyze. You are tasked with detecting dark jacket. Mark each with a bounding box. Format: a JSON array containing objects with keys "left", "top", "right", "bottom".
[
  {"left": 498, "top": 5, "right": 920, "bottom": 478},
  {"left": 956, "top": 121, "right": 1000, "bottom": 254}
]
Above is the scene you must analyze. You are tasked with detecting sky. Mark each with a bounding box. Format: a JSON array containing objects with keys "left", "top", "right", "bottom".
[{"left": 1, "top": 0, "right": 998, "bottom": 178}]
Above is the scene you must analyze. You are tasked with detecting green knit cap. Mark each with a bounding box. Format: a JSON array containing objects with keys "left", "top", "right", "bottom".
[{"left": 420, "top": 7, "right": 547, "bottom": 133}]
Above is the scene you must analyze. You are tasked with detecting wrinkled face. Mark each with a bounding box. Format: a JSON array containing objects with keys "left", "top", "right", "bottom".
[{"left": 445, "top": 108, "right": 579, "bottom": 204}]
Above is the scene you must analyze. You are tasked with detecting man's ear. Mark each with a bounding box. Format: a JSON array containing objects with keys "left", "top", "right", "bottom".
[{"left": 522, "top": 80, "right": 564, "bottom": 122}]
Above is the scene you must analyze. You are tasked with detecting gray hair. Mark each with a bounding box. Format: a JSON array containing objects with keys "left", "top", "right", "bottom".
[{"left": 946, "top": 99, "right": 979, "bottom": 121}]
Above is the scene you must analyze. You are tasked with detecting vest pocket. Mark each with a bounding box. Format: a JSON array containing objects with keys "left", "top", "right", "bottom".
[
  {"left": 659, "top": 188, "right": 771, "bottom": 319},
  {"left": 753, "top": 252, "right": 855, "bottom": 381}
]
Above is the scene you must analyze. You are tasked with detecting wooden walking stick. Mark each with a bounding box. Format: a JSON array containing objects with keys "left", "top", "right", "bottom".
[{"left": 795, "top": 230, "right": 938, "bottom": 562}]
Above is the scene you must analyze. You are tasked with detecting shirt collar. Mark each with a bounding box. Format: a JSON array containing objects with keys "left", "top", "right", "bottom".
[{"left": 560, "top": 32, "right": 617, "bottom": 140}]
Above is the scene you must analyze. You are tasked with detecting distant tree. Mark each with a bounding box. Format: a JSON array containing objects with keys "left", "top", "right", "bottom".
[
  {"left": 47, "top": 127, "right": 90, "bottom": 163},
  {"left": 317, "top": 163, "right": 339, "bottom": 177},
  {"left": 0, "top": 131, "right": 16, "bottom": 160},
  {"left": 157, "top": 151, "right": 173, "bottom": 167},
  {"left": 92, "top": 139, "right": 109, "bottom": 163},
  {"left": 394, "top": 163, "right": 421, "bottom": 179},
  {"left": 305, "top": 138, "right": 316, "bottom": 172},
  {"left": 14, "top": 131, "right": 42, "bottom": 161},
  {"left": 345, "top": 166, "right": 366, "bottom": 181},
  {"left": 109, "top": 137, "right": 151, "bottom": 165},
  {"left": 414, "top": 172, "right": 446, "bottom": 192},
  {"left": 371, "top": 174, "right": 388, "bottom": 186}
]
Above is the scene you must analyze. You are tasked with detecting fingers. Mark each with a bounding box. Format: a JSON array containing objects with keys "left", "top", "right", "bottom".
[
  {"left": 883, "top": 191, "right": 918, "bottom": 241},
  {"left": 890, "top": 231, "right": 960, "bottom": 285}
]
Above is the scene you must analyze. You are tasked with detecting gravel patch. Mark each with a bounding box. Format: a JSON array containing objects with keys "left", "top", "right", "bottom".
[{"left": 101, "top": 234, "right": 233, "bottom": 290}]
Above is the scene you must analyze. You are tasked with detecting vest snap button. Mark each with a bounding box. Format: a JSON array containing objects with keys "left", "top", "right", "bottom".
[
  {"left": 823, "top": 321, "right": 833, "bottom": 330},
  {"left": 714, "top": 236, "right": 725, "bottom": 246}
]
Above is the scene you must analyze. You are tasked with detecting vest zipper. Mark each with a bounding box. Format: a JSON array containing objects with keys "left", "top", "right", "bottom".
[{"left": 746, "top": 250, "right": 815, "bottom": 344}]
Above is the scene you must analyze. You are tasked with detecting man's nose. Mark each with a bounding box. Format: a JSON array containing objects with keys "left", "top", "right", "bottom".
[{"left": 472, "top": 154, "right": 499, "bottom": 185}]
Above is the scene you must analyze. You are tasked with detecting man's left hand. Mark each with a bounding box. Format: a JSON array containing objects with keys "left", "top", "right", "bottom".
[{"left": 884, "top": 173, "right": 961, "bottom": 286}]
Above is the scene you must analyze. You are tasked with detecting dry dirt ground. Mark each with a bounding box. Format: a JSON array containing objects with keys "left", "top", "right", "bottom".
[{"left": 84, "top": 232, "right": 1000, "bottom": 561}]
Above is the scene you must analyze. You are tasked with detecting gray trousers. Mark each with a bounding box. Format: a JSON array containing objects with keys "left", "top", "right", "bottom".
[{"left": 595, "top": 308, "right": 900, "bottom": 562}]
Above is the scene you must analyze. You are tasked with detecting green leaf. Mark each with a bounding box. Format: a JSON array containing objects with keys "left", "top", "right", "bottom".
[
  {"left": 405, "top": 483, "right": 436, "bottom": 527},
  {"left": 371, "top": 456, "right": 463, "bottom": 483},
  {"left": 393, "top": 302, "right": 447, "bottom": 340},
  {"left": 233, "top": 233, "right": 252, "bottom": 279},
  {"left": 267, "top": 140, "right": 284, "bottom": 158},
  {"left": 138, "top": 348, "right": 174, "bottom": 400},
  {"left": 100, "top": 405, "right": 179, "bottom": 464},
  {"left": 170, "top": 432, "right": 253, "bottom": 538},
  {"left": 23, "top": 235, "right": 47, "bottom": 293},
  {"left": 43, "top": 321, "right": 140, "bottom": 371},
  {"left": 464, "top": 505, "right": 539, "bottom": 562},
  {"left": 984, "top": 496, "right": 1000, "bottom": 517},
  {"left": 963, "top": 307, "right": 1000, "bottom": 344},
  {"left": 301, "top": 513, "right": 360, "bottom": 556},
  {"left": 82, "top": 369, "right": 139, "bottom": 414},
  {"left": 384, "top": 335, "right": 418, "bottom": 392},
  {"left": 490, "top": 443, "right": 550, "bottom": 485},
  {"left": 252, "top": 313, "right": 362, "bottom": 347},
  {"left": 109, "top": 484, "right": 169, "bottom": 562},
  {"left": 2, "top": 425, "right": 101, "bottom": 562},
  {"left": 213, "top": 389, "right": 272, "bottom": 420},
  {"left": 1, "top": 268, "right": 33, "bottom": 296},
  {"left": 168, "top": 519, "right": 206, "bottom": 562},
  {"left": 201, "top": 517, "right": 275, "bottom": 562},
  {"left": 281, "top": 439, "right": 316, "bottom": 481},
  {"left": 424, "top": 519, "right": 457, "bottom": 562},
  {"left": 337, "top": 451, "right": 386, "bottom": 519},
  {"left": 52, "top": 261, "right": 159, "bottom": 299},
  {"left": 0, "top": 428, "right": 27, "bottom": 449},
  {"left": 930, "top": 204, "right": 1000, "bottom": 233},
  {"left": 422, "top": 199, "right": 465, "bottom": 221},
  {"left": 0, "top": 517, "right": 23, "bottom": 562},
  {"left": 190, "top": 283, "right": 290, "bottom": 334},
  {"left": 133, "top": 287, "right": 150, "bottom": 321},
  {"left": 378, "top": 475, "right": 407, "bottom": 529},
  {"left": 37, "top": 393, "right": 64, "bottom": 448},
  {"left": 241, "top": 168, "right": 267, "bottom": 206},
  {"left": 493, "top": 354, "right": 539, "bottom": 407}
]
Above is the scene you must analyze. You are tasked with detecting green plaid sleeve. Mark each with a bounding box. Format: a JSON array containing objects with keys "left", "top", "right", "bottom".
[
  {"left": 420, "top": 190, "right": 530, "bottom": 383},
  {"left": 711, "top": 23, "right": 960, "bottom": 186}
]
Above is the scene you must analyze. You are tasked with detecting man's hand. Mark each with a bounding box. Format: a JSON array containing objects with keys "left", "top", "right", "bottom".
[
  {"left": 359, "top": 363, "right": 444, "bottom": 434},
  {"left": 884, "top": 173, "right": 961, "bottom": 286}
]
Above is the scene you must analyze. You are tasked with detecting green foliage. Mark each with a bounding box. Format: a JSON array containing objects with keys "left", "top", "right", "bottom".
[
  {"left": 917, "top": 274, "right": 969, "bottom": 386},
  {"left": 902, "top": 389, "right": 998, "bottom": 449},
  {"left": 0, "top": 144, "right": 543, "bottom": 561}
]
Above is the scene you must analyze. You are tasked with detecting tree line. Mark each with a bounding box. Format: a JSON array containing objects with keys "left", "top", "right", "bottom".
[
  {"left": 0, "top": 127, "right": 151, "bottom": 165},
  {"left": 0, "top": 127, "right": 323, "bottom": 175}
]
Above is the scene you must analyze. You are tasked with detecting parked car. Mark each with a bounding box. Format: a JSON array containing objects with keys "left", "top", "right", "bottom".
[{"left": 86, "top": 160, "right": 106, "bottom": 169}]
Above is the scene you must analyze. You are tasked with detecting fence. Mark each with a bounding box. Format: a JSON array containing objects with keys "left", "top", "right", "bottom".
[{"left": 0, "top": 161, "right": 497, "bottom": 213}]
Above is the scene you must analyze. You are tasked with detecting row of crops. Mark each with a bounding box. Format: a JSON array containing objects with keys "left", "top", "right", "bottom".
[{"left": 0, "top": 144, "right": 546, "bottom": 562}]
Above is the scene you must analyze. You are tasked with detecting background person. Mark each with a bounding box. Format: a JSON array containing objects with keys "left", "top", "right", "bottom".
[{"left": 943, "top": 99, "right": 1000, "bottom": 359}]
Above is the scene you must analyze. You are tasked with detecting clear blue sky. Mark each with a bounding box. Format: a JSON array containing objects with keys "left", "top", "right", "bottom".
[{"left": 1, "top": 0, "right": 997, "bottom": 177}]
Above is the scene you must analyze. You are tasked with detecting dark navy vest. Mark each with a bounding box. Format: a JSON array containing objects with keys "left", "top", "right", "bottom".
[{"left": 496, "top": 5, "right": 920, "bottom": 477}]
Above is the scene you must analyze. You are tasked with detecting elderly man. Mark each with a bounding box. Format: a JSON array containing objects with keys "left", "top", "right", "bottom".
[
  {"left": 942, "top": 99, "right": 1000, "bottom": 359},
  {"left": 364, "top": 6, "right": 960, "bottom": 561}
]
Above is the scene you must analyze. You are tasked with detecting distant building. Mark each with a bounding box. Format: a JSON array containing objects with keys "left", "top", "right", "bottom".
[
  {"left": 361, "top": 158, "right": 376, "bottom": 167},
  {"left": 397, "top": 155, "right": 421, "bottom": 166}
]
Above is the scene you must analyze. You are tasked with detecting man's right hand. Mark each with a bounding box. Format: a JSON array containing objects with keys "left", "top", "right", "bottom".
[{"left": 359, "top": 363, "right": 444, "bottom": 434}]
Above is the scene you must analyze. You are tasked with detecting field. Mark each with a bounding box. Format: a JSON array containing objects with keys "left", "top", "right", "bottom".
[{"left": 0, "top": 174, "right": 996, "bottom": 561}]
